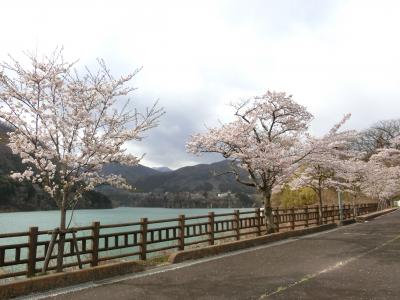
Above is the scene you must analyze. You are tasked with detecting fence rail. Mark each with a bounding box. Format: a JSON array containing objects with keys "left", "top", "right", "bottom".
[{"left": 0, "top": 203, "right": 378, "bottom": 281}]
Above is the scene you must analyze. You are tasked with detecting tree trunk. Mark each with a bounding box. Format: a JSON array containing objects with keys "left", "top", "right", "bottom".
[
  {"left": 56, "top": 199, "right": 67, "bottom": 272},
  {"left": 263, "top": 190, "right": 276, "bottom": 233},
  {"left": 317, "top": 189, "right": 323, "bottom": 225},
  {"left": 378, "top": 199, "right": 388, "bottom": 210}
]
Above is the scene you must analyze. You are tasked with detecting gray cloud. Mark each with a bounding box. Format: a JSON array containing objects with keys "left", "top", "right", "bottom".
[{"left": 1, "top": 0, "right": 399, "bottom": 168}]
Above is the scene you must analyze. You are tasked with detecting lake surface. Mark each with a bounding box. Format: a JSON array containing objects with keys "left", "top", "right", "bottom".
[
  {"left": 0, "top": 207, "right": 256, "bottom": 278},
  {"left": 0, "top": 207, "right": 251, "bottom": 234}
]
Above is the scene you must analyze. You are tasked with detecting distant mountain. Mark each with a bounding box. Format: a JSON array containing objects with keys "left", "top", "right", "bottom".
[
  {"left": 97, "top": 160, "right": 255, "bottom": 208},
  {"left": 102, "top": 162, "right": 160, "bottom": 183},
  {"left": 102, "top": 160, "right": 253, "bottom": 194},
  {"left": 152, "top": 167, "right": 173, "bottom": 173},
  {"left": 140, "top": 160, "right": 253, "bottom": 193}
]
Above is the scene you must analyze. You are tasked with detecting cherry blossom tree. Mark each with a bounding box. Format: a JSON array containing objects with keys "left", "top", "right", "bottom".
[
  {"left": 336, "top": 158, "right": 368, "bottom": 213},
  {"left": 361, "top": 137, "right": 400, "bottom": 208},
  {"left": 354, "top": 119, "right": 400, "bottom": 159},
  {"left": 0, "top": 49, "right": 164, "bottom": 271},
  {"left": 337, "top": 134, "right": 400, "bottom": 211},
  {"left": 289, "top": 114, "right": 356, "bottom": 223},
  {"left": 290, "top": 164, "right": 336, "bottom": 224},
  {"left": 187, "top": 91, "right": 313, "bottom": 233},
  {"left": 361, "top": 163, "right": 399, "bottom": 209}
]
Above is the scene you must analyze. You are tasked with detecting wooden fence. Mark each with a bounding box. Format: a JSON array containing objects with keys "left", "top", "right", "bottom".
[{"left": 0, "top": 203, "right": 378, "bottom": 281}]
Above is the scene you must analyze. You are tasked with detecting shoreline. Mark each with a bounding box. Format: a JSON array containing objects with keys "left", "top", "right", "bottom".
[{"left": 0, "top": 206, "right": 253, "bottom": 214}]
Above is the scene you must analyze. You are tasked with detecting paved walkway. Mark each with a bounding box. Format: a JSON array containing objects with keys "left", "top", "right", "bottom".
[{"left": 34, "top": 210, "right": 400, "bottom": 300}]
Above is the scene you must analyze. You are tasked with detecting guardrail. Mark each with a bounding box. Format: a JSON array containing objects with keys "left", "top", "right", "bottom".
[{"left": 0, "top": 203, "right": 378, "bottom": 281}]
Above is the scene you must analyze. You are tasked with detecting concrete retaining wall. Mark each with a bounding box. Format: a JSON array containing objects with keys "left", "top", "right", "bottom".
[
  {"left": 169, "top": 208, "right": 397, "bottom": 265},
  {"left": 169, "top": 223, "right": 337, "bottom": 264},
  {"left": 0, "top": 261, "right": 144, "bottom": 299},
  {"left": 355, "top": 208, "right": 398, "bottom": 222}
]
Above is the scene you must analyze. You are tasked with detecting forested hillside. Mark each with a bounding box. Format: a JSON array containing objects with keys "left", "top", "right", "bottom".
[{"left": 0, "top": 123, "right": 112, "bottom": 212}]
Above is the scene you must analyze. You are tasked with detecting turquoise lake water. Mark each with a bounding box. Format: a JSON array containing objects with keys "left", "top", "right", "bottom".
[
  {"left": 0, "top": 207, "right": 250, "bottom": 234},
  {"left": 0, "top": 207, "right": 255, "bottom": 276}
]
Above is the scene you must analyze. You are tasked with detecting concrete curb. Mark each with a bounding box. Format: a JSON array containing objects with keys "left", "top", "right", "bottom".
[
  {"left": 0, "top": 261, "right": 144, "bottom": 299},
  {"left": 169, "top": 223, "right": 337, "bottom": 264},
  {"left": 341, "top": 219, "right": 356, "bottom": 225},
  {"left": 355, "top": 208, "right": 398, "bottom": 222}
]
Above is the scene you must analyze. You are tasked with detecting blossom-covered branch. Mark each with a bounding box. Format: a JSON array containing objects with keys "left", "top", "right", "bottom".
[
  {"left": 0, "top": 49, "right": 164, "bottom": 239},
  {"left": 187, "top": 91, "right": 313, "bottom": 232}
]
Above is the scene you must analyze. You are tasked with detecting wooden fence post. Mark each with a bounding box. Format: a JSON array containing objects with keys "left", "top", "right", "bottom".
[
  {"left": 178, "top": 215, "right": 185, "bottom": 250},
  {"left": 256, "top": 208, "right": 262, "bottom": 236},
  {"left": 91, "top": 221, "right": 100, "bottom": 267},
  {"left": 208, "top": 212, "right": 215, "bottom": 245},
  {"left": 290, "top": 208, "right": 295, "bottom": 230},
  {"left": 140, "top": 218, "right": 148, "bottom": 260},
  {"left": 331, "top": 205, "right": 335, "bottom": 223},
  {"left": 304, "top": 207, "right": 309, "bottom": 228},
  {"left": 323, "top": 205, "right": 328, "bottom": 224},
  {"left": 234, "top": 210, "right": 240, "bottom": 240},
  {"left": 275, "top": 209, "right": 280, "bottom": 232},
  {"left": 27, "top": 226, "right": 38, "bottom": 277}
]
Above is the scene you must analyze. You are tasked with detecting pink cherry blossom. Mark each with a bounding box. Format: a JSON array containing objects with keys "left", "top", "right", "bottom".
[
  {"left": 0, "top": 49, "right": 164, "bottom": 231},
  {"left": 187, "top": 91, "right": 314, "bottom": 232}
]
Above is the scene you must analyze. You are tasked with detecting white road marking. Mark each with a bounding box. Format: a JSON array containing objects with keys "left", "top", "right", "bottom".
[{"left": 258, "top": 233, "right": 400, "bottom": 299}]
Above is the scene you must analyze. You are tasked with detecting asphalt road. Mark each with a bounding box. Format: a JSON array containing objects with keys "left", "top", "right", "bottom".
[{"left": 35, "top": 210, "right": 400, "bottom": 300}]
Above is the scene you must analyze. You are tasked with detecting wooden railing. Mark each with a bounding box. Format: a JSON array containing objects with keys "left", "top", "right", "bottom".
[{"left": 0, "top": 203, "right": 378, "bottom": 281}]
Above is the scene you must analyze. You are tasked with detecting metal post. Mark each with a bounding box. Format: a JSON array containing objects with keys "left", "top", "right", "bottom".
[
  {"left": 338, "top": 191, "right": 344, "bottom": 225},
  {"left": 234, "top": 210, "right": 240, "bottom": 240},
  {"left": 256, "top": 208, "right": 262, "bottom": 236}
]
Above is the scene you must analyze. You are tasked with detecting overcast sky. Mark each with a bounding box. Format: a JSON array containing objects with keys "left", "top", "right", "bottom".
[{"left": 1, "top": 0, "right": 400, "bottom": 169}]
